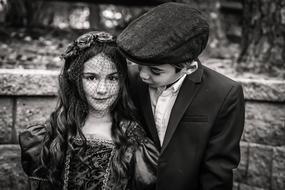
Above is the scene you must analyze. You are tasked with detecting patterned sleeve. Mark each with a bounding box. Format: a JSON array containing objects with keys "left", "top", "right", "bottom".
[
  {"left": 125, "top": 122, "right": 158, "bottom": 190},
  {"left": 18, "top": 123, "right": 52, "bottom": 189}
]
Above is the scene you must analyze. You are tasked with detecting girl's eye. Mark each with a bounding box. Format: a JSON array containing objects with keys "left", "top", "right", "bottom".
[
  {"left": 84, "top": 75, "right": 97, "bottom": 81},
  {"left": 108, "top": 75, "right": 119, "bottom": 81}
]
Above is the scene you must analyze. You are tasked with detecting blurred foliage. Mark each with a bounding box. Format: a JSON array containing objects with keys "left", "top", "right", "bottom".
[
  {"left": 0, "top": 0, "right": 149, "bottom": 32},
  {"left": 0, "top": 0, "right": 284, "bottom": 79},
  {"left": 2, "top": 0, "right": 90, "bottom": 28},
  {"left": 99, "top": 4, "right": 150, "bottom": 32},
  {"left": 237, "top": 0, "right": 285, "bottom": 79},
  {"left": 0, "top": 27, "right": 77, "bottom": 70}
]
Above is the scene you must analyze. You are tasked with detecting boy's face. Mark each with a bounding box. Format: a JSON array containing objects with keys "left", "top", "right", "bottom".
[{"left": 138, "top": 64, "right": 185, "bottom": 88}]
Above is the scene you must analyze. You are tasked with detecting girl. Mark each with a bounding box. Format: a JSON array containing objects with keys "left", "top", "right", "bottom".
[{"left": 19, "top": 31, "right": 158, "bottom": 190}]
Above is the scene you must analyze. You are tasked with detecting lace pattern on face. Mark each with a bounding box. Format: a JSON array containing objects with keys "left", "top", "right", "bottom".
[{"left": 82, "top": 53, "right": 120, "bottom": 117}]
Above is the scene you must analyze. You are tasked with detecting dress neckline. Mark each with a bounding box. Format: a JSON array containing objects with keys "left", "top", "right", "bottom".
[
  {"left": 73, "top": 134, "right": 114, "bottom": 147},
  {"left": 84, "top": 133, "right": 113, "bottom": 142}
]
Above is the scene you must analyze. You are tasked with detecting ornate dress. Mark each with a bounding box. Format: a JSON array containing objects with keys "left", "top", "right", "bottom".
[{"left": 19, "top": 121, "right": 158, "bottom": 190}]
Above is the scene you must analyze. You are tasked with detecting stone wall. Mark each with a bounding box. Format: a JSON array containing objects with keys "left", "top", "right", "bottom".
[{"left": 0, "top": 69, "right": 284, "bottom": 190}]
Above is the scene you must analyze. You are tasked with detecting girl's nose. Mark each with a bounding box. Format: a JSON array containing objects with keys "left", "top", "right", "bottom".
[{"left": 96, "top": 80, "right": 107, "bottom": 95}]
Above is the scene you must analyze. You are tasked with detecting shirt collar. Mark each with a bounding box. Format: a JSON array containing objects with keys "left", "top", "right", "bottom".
[
  {"left": 153, "top": 73, "right": 186, "bottom": 95},
  {"left": 169, "top": 74, "right": 186, "bottom": 93},
  {"left": 168, "top": 61, "right": 199, "bottom": 93},
  {"left": 150, "top": 60, "right": 199, "bottom": 94}
]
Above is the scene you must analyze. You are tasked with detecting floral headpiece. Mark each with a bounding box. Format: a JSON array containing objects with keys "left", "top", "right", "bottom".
[{"left": 61, "top": 31, "right": 116, "bottom": 60}]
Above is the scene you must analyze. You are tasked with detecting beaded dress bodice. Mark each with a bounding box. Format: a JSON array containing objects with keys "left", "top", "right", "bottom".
[
  {"left": 63, "top": 135, "right": 117, "bottom": 190},
  {"left": 19, "top": 122, "right": 158, "bottom": 190}
]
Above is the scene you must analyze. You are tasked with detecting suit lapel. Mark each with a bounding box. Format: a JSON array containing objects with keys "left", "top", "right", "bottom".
[
  {"left": 161, "top": 63, "right": 204, "bottom": 154},
  {"left": 138, "top": 81, "right": 161, "bottom": 150}
]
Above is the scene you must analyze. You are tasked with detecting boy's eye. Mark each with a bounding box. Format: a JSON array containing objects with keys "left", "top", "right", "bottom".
[{"left": 150, "top": 69, "right": 161, "bottom": 75}]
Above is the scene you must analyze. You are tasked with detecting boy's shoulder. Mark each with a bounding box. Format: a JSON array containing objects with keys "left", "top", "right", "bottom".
[{"left": 200, "top": 64, "right": 241, "bottom": 89}]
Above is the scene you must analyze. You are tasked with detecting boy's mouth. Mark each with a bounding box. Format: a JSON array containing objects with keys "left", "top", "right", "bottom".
[{"left": 141, "top": 79, "right": 151, "bottom": 84}]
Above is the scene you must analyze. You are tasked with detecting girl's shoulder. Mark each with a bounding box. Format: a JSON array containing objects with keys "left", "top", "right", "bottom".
[
  {"left": 120, "top": 120, "right": 146, "bottom": 144},
  {"left": 18, "top": 122, "right": 49, "bottom": 179},
  {"left": 19, "top": 122, "right": 48, "bottom": 150},
  {"left": 120, "top": 121, "right": 158, "bottom": 189}
]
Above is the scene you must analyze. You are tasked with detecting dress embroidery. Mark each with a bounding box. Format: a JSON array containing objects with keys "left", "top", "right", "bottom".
[
  {"left": 20, "top": 122, "right": 157, "bottom": 190},
  {"left": 63, "top": 149, "right": 72, "bottom": 190},
  {"left": 63, "top": 135, "right": 115, "bottom": 190},
  {"left": 102, "top": 148, "right": 115, "bottom": 190}
]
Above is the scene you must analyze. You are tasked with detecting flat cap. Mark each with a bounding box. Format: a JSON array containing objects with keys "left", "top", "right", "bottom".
[{"left": 117, "top": 2, "right": 209, "bottom": 66}]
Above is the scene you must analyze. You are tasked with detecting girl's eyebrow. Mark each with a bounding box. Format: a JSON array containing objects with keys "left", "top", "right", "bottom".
[
  {"left": 82, "top": 72, "right": 99, "bottom": 76},
  {"left": 108, "top": 72, "right": 118, "bottom": 76},
  {"left": 83, "top": 72, "right": 118, "bottom": 75}
]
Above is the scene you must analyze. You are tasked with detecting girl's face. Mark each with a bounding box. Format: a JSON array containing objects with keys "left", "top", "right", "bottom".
[{"left": 82, "top": 53, "right": 120, "bottom": 113}]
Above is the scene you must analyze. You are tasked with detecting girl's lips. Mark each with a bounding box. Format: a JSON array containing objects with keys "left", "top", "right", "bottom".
[{"left": 93, "top": 97, "right": 109, "bottom": 101}]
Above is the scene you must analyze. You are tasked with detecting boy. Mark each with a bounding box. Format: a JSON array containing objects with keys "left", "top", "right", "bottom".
[{"left": 117, "top": 3, "right": 245, "bottom": 190}]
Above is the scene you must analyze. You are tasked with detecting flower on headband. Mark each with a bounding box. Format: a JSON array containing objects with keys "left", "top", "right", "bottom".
[
  {"left": 61, "top": 31, "right": 116, "bottom": 60},
  {"left": 76, "top": 33, "right": 95, "bottom": 49},
  {"left": 62, "top": 43, "right": 79, "bottom": 59}
]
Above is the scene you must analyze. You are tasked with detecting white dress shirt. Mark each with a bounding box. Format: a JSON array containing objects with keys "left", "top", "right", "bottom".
[{"left": 149, "top": 62, "right": 198, "bottom": 145}]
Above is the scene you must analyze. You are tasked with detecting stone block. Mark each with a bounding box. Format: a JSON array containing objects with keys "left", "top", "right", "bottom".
[
  {"left": 234, "top": 142, "right": 249, "bottom": 182},
  {"left": 243, "top": 102, "right": 285, "bottom": 146},
  {"left": 15, "top": 97, "right": 57, "bottom": 135},
  {"left": 272, "top": 147, "right": 285, "bottom": 190},
  {"left": 237, "top": 78, "right": 285, "bottom": 102},
  {"left": 1, "top": 69, "right": 285, "bottom": 102},
  {"left": 0, "top": 69, "right": 59, "bottom": 96},
  {"left": 239, "top": 183, "right": 268, "bottom": 190},
  {"left": 233, "top": 182, "right": 239, "bottom": 190},
  {"left": 247, "top": 143, "right": 273, "bottom": 189},
  {"left": 0, "top": 145, "right": 28, "bottom": 190},
  {"left": 0, "top": 98, "right": 13, "bottom": 143}
]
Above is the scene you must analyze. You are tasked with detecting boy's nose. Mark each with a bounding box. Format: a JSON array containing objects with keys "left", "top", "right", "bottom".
[{"left": 139, "top": 67, "right": 150, "bottom": 80}]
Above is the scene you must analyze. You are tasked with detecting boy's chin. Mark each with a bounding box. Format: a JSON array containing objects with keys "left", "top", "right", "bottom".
[
  {"left": 148, "top": 83, "right": 165, "bottom": 88},
  {"left": 141, "top": 80, "right": 167, "bottom": 88}
]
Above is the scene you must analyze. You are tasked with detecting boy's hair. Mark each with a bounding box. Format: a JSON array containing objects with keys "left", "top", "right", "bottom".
[{"left": 171, "top": 60, "right": 197, "bottom": 73}]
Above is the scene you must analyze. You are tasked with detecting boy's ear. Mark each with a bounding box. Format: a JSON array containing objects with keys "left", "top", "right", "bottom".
[
  {"left": 182, "top": 61, "right": 199, "bottom": 74},
  {"left": 180, "top": 67, "right": 189, "bottom": 74}
]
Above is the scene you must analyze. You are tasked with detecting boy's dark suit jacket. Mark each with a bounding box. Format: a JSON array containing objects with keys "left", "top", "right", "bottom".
[{"left": 128, "top": 62, "right": 245, "bottom": 190}]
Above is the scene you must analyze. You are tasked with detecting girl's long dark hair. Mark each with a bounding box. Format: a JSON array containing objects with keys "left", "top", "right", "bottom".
[{"left": 41, "top": 39, "right": 138, "bottom": 188}]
